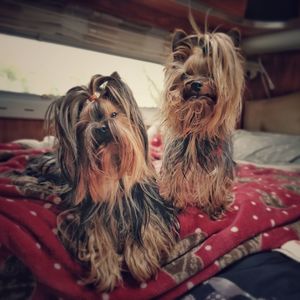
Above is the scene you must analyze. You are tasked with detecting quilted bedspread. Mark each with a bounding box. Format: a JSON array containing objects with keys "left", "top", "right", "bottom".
[{"left": 0, "top": 143, "right": 300, "bottom": 300}]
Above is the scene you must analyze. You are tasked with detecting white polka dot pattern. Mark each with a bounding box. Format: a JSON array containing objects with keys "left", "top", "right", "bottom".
[
  {"left": 54, "top": 263, "right": 61, "bottom": 270},
  {"left": 231, "top": 226, "right": 239, "bottom": 232}
]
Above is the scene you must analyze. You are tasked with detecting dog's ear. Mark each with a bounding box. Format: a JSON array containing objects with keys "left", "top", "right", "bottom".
[
  {"left": 227, "top": 29, "right": 241, "bottom": 48},
  {"left": 110, "top": 71, "right": 121, "bottom": 80},
  {"left": 172, "top": 29, "right": 188, "bottom": 52},
  {"left": 46, "top": 87, "right": 88, "bottom": 184}
]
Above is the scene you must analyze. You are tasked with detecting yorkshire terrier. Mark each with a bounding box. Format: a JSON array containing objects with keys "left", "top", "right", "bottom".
[
  {"left": 43, "top": 73, "right": 178, "bottom": 291},
  {"left": 160, "top": 28, "right": 244, "bottom": 218}
]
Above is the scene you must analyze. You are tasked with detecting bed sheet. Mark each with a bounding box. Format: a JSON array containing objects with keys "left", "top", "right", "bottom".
[
  {"left": 0, "top": 143, "right": 300, "bottom": 299},
  {"left": 233, "top": 129, "right": 300, "bottom": 166}
]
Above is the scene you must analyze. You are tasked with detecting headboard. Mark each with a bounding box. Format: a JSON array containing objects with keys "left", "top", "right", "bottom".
[{"left": 243, "top": 91, "right": 300, "bottom": 135}]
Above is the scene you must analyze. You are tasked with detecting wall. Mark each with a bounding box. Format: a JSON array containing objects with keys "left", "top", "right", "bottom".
[
  {"left": 0, "top": 91, "right": 159, "bottom": 142},
  {"left": 245, "top": 50, "right": 300, "bottom": 101}
]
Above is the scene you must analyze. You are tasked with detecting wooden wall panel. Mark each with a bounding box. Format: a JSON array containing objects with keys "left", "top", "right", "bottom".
[
  {"left": 0, "top": 118, "right": 45, "bottom": 143},
  {"left": 245, "top": 50, "right": 300, "bottom": 101}
]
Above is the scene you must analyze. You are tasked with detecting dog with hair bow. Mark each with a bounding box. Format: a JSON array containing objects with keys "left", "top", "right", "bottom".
[{"left": 43, "top": 72, "right": 178, "bottom": 291}]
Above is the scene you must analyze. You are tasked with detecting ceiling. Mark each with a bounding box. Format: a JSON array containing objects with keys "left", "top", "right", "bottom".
[{"left": 0, "top": 0, "right": 299, "bottom": 63}]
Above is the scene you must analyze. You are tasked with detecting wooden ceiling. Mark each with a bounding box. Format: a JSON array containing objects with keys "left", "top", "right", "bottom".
[
  {"left": 69, "top": 0, "right": 300, "bottom": 34},
  {"left": 0, "top": 0, "right": 299, "bottom": 63},
  {"left": 79, "top": 0, "right": 249, "bottom": 35},
  {"left": 70, "top": 0, "right": 300, "bottom": 35}
]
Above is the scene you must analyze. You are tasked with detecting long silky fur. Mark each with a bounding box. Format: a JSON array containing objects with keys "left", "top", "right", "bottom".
[
  {"left": 160, "top": 28, "right": 244, "bottom": 218},
  {"left": 161, "top": 135, "right": 235, "bottom": 215},
  {"left": 46, "top": 74, "right": 178, "bottom": 291}
]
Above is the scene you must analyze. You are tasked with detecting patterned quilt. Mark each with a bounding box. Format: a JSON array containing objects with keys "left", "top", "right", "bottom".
[{"left": 0, "top": 143, "right": 300, "bottom": 300}]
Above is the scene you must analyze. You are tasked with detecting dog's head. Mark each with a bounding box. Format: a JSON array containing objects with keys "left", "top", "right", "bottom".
[
  {"left": 47, "top": 72, "right": 151, "bottom": 205},
  {"left": 163, "top": 29, "right": 244, "bottom": 138}
]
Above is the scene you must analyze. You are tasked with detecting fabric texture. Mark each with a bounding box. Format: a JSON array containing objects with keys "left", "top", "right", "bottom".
[
  {"left": 0, "top": 143, "right": 300, "bottom": 300},
  {"left": 179, "top": 251, "right": 300, "bottom": 300},
  {"left": 232, "top": 130, "right": 300, "bottom": 165}
]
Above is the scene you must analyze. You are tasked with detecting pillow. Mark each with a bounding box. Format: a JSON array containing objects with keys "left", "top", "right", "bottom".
[
  {"left": 13, "top": 136, "right": 55, "bottom": 148},
  {"left": 243, "top": 92, "right": 300, "bottom": 135},
  {"left": 233, "top": 130, "right": 300, "bottom": 165}
]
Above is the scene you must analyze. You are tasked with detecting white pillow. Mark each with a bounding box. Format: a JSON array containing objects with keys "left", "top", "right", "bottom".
[{"left": 233, "top": 130, "right": 300, "bottom": 165}]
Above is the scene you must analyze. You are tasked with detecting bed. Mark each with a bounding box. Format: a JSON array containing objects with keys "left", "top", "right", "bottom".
[{"left": 1, "top": 94, "right": 300, "bottom": 300}]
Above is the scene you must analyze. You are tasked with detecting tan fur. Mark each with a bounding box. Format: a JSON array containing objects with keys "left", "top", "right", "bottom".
[
  {"left": 75, "top": 99, "right": 152, "bottom": 206},
  {"left": 160, "top": 29, "right": 244, "bottom": 218},
  {"left": 49, "top": 74, "right": 178, "bottom": 291}
]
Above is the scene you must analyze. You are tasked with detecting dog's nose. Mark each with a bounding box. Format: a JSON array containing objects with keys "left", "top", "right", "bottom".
[
  {"left": 191, "top": 81, "right": 202, "bottom": 92},
  {"left": 93, "top": 123, "right": 112, "bottom": 146},
  {"left": 100, "top": 124, "right": 108, "bottom": 133}
]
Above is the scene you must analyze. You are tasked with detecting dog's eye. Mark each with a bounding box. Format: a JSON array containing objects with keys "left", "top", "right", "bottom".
[
  {"left": 181, "top": 73, "right": 188, "bottom": 81},
  {"left": 174, "top": 54, "right": 185, "bottom": 61},
  {"left": 198, "top": 38, "right": 211, "bottom": 56},
  {"left": 198, "top": 38, "right": 205, "bottom": 48},
  {"left": 203, "top": 45, "right": 209, "bottom": 56},
  {"left": 111, "top": 112, "right": 118, "bottom": 118}
]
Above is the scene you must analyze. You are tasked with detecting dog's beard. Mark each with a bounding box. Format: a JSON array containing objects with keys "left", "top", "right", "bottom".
[
  {"left": 163, "top": 87, "right": 217, "bottom": 137},
  {"left": 162, "top": 30, "right": 244, "bottom": 140},
  {"left": 159, "top": 29, "right": 245, "bottom": 219},
  {"left": 75, "top": 115, "right": 150, "bottom": 206},
  {"left": 59, "top": 116, "right": 177, "bottom": 291},
  {"left": 46, "top": 74, "right": 178, "bottom": 291}
]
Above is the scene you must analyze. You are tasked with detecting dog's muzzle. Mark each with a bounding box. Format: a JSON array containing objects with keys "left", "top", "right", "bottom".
[
  {"left": 183, "top": 80, "right": 216, "bottom": 104},
  {"left": 93, "top": 122, "right": 113, "bottom": 146}
]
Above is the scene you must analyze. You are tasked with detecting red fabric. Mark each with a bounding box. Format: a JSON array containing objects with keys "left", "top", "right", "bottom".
[
  {"left": 149, "top": 133, "right": 163, "bottom": 160},
  {"left": 1, "top": 143, "right": 300, "bottom": 300}
]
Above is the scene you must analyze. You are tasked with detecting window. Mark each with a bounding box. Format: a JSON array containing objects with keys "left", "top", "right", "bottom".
[{"left": 0, "top": 33, "right": 163, "bottom": 108}]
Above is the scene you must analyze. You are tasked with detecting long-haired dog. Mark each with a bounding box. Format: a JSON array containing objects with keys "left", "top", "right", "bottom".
[
  {"left": 45, "top": 73, "right": 178, "bottom": 291},
  {"left": 160, "top": 28, "right": 244, "bottom": 218}
]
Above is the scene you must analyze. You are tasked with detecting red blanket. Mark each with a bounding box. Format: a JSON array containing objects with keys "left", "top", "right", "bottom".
[{"left": 1, "top": 143, "right": 300, "bottom": 300}]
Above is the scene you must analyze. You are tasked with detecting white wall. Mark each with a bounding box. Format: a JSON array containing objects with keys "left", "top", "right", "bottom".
[{"left": 0, "top": 91, "right": 159, "bottom": 126}]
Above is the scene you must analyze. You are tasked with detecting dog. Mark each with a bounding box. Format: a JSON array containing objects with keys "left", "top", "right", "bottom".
[
  {"left": 44, "top": 72, "right": 178, "bottom": 291},
  {"left": 159, "top": 28, "right": 244, "bottom": 218}
]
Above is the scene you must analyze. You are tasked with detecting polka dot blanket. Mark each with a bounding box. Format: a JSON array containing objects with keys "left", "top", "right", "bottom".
[{"left": 0, "top": 143, "right": 300, "bottom": 300}]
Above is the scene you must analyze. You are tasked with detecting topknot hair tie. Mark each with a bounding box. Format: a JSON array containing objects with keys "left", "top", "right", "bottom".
[
  {"left": 88, "top": 92, "right": 100, "bottom": 102},
  {"left": 99, "top": 81, "right": 108, "bottom": 91}
]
